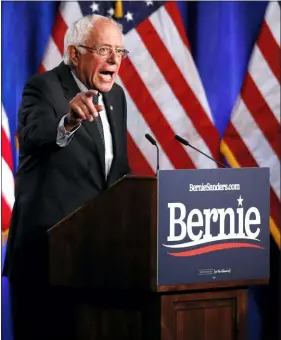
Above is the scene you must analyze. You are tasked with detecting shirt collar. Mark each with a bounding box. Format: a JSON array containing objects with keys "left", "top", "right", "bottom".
[{"left": 70, "top": 70, "right": 88, "bottom": 92}]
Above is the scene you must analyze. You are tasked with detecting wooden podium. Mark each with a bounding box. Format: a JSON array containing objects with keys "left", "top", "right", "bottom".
[{"left": 48, "top": 176, "right": 267, "bottom": 340}]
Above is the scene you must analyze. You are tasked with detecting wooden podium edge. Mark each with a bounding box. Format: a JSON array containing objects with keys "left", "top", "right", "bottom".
[{"left": 155, "top": 278, "right": 269, "bottom": 293}]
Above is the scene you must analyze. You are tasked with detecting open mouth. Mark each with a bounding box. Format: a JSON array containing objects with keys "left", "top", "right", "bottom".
[{"left": 99, "top": 71, "right": 115, "bottom": 81}]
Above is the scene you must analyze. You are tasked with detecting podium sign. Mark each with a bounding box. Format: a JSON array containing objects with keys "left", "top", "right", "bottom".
[{"left": 157, "top": 168, "right": 270, "bottom": 286}]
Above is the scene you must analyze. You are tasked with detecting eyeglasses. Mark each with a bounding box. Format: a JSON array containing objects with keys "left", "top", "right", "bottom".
[{"left": 78, "top": 45, "right": 129, "bottom": 59}]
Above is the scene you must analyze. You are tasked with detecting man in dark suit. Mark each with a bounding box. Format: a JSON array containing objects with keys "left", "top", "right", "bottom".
[{"left": 3, "top": 14, "right": 131, "bottom": 339}]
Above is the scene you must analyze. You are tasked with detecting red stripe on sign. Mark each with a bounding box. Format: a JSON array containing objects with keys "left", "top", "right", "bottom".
[
  {"left": 168, "top": 243, "right": 264, "bottom": 256},
  {"left": 241, "top": 74, "right": 280, "bottom": 158},
  {"left": 127, "top": 132, "right": 155, "bottom": 176},
  {"left": 52, "top": 11, "right": 68, "bottom": 55},
  {"left": 1, "top": 127, "right": 13, "bottom": 170},
  {"left": 258, "top": 21, "right": 280, "bottom": 83},
  {"left": 164, "top": 2, "right": 190, "bottom": 50},
  {"left": 136, "top": 20, "right": 220, "bottom": 160},
  {"left": 1, "top": 196, "right": 12, "bottom": 231},
  {"left": 119, "top": 58, "right": 195, "bottom": 169}
]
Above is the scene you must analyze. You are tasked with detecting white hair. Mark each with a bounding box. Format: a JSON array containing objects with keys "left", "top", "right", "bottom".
[{"left": 63, "top": 14, "right": 123, "bottom": 65}]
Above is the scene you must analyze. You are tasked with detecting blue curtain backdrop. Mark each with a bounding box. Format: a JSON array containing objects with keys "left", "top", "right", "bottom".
[
  {"left": 177, "top": 1, "right": 268, "bottom": 136},
  {"left": 1, "top": 2, "right": 58, "bottom": 339},
  {"left": 2, "top": 1, "right": 59, "bottom": 171},
  {"left": 1, "top": 1, "right": 275, "bottom": 340}
]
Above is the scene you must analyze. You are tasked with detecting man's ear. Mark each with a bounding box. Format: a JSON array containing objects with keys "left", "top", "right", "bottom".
[{"left": 68, "top": 45, "right": 80, "bottom": 66}]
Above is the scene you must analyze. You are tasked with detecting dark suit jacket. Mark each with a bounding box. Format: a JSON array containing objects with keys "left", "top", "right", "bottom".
[{"left": 3, "top": 62, "right": 130, "bottom": 278}]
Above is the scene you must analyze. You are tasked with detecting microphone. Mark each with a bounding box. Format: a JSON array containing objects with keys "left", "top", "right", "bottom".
[
  {"left": 145, "top": 133, "right": 160, "bottom": 172},
  {"left": 175, "top": 134, "right": 227, "bottom": 168}
]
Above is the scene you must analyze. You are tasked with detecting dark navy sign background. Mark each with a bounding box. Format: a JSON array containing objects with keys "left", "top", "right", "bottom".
[{"left": 157, "top": 168, "right": 270, "bottom": 286}]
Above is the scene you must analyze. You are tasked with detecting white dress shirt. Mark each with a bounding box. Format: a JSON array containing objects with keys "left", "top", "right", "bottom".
[{"left": 56, "top": 71, "right": 114, "bottom": 179}]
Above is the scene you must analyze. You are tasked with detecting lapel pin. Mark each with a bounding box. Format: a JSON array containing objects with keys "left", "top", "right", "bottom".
[{"left": 110, "top": 105, "right": 113, "bottom": 110}]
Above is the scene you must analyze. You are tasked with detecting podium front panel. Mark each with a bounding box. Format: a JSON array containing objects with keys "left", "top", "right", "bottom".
[{"left": 157, "top": 168, "right": 270, "bottom": 286}]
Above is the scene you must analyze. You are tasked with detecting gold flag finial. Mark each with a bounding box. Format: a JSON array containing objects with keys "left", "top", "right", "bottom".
[{"left": 115, "top": 1, "right": 123, "bottom": 18}]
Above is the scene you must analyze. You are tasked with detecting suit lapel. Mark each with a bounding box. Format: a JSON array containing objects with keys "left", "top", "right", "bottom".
[{"left": 56, "top": 62, "right": 106, "bottom": 176}]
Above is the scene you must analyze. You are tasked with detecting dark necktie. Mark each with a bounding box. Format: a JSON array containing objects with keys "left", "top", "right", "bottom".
[{"left": 93, "top": 93, "right": 104, "bottom": 145}]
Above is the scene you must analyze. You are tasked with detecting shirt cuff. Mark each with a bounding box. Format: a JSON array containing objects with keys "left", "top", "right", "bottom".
[{"left": 56, "top": 114, "right": 81, "bottom": 147}]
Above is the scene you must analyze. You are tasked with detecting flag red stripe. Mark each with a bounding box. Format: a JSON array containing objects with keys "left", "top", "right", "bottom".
[
  {"left": 224, "top": 123, "right": 257, "bottom": 167},
  {"left": 119, "top": 59, "right": 195, "bottom": 169},
  {"left": 136, "top": 19, "right": 220, "bottom": 159},
  {"left": 37, "top": 63, "right": 46, "bottom": 74},
  {"left": 51, "top": 11, "right": 68, "bottom": 55},
  {"left": 242, "top": 74, "right": 280, "bottom": 158},
  {"left": 127, "top": 132, "right": 154, "bottom": 176},
  {"left": 257, "top": 21, "right": 280, "bottom": 83},
  {"left": 164, "top": 2, "right": 190, "bottom": 50},
  {"left": 1, "top": 127, "right": 13, "bottom": 169},
  {"left": 1, "top": 196, "right": 12, "bottom": 231}
]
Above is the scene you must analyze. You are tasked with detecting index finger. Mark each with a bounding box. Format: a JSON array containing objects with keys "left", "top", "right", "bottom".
[{"left": 84, "top": 90, "right": 98, "bottom": 98}]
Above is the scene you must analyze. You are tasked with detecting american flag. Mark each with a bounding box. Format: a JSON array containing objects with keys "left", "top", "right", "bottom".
[
  {"left": 221, "top": 2, "right": 280, "bottom": 247},
  {"left": 1, "top": 1, "right": 280, "bottom": 249},
  {"left": 1, "top": 106, "right": 15, "bottom": 245}
]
